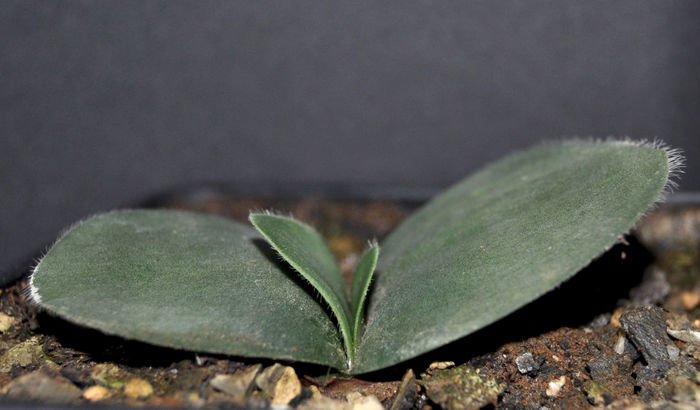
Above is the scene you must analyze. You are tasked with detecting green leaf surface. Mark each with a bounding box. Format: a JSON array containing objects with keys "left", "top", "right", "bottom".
[
  {"left": 248, "top": 213, "right": 354, "bottom": 366},
  {"left": 30, "top": 140, "right": 678, "bottom": 375},
  {"left": 350, "top": 244, "right": 379, "bottom": 352},
  {"left": 31, "top": 210, "right": 346, "bottom": 369},
  {"left": 352, "top": 141, "right": 673, "bottom": 373}
]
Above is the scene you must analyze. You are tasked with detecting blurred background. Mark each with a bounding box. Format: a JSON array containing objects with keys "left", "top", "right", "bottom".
[{"left": 1, "top": 1, "right": 699, "bottom": 284}]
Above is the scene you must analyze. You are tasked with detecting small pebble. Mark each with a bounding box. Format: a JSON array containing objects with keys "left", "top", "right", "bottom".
[
  {"left": 181, "top": 391, "right": 206, "bottom": 407},
  {"left": 90, "top": 363, "right": 129, "bottom": 388},
  {"left": 545, "top": 376, "right": 566, "bottom": 397},
  {"left": 255, "top": 363, "right": 302, "bottom": 405},
  {"left": 515, "top": 352, "right": 539, "bottom": 374},
  {"left": 667, "top": 328, "right": 700, "bottom": 345},
  {"left": 590, "top": 313, "right": 611, "bottom": 328},
  {"left": 4, "top": 370, "right": 81, "bottom": 404},
  {"left": 421, "top": 365, "right": 502, "bottom": 409},
  {"left": 667, "top": 344, "right": 680, "bottom": 360},
  {"left": 346, "top": 392, "right": 383, "bottom": 410},
  {"left": 584, "top": 380, "right": 615, "bottom": 406},
  {"left": 123, "top": 377, "right": 154, "bottom": 399},
  {"left": 610, "top": 309, "right": 623, "bottom": 328},
  {"left": 0, "top": 336, "right": 49, "bottom": 372},
  {"left": 297, "top": 386, "right": 347, "bottom": 410},
  {"left": 680, "top": 291, "right": 700, "bottom": 310},
  {"left": 82, "top": 385, "right": 112, "bottom": 402},
  {"left": 428, "top": 361, "right": 455, "bottom": 371},
  {"left": 614, "top": 335, "right": 627, "bottom": 355},
  {"left": 209, "top": 364, "right": 261, "bottom": 398},
  {"left": 345, "top": 392, "right": 363, "bottom": 402},
  {"left": 0, "top": 312, "right": 18, "bottom": 333}
]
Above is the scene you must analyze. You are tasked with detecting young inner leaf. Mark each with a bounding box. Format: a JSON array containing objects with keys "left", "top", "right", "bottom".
[
  {"left": 350, "top": 244, "right": 379, "bottom": 352},
  {"left": 249, "top": 213, "right": 356, "bottom": 368}
]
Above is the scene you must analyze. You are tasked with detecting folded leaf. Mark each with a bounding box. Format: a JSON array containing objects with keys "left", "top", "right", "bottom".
[
  {"left": 350, "top": 244, "right": 379, "bottom": 352},
  {"left": 31, "top": 210, "right": 346, "bottom": 369},
  {"left": 249, "top": 213, "right": 355, "bottom": 366},
  {"left": 352, "top": 141, "right": 677, "bottom": 373}
]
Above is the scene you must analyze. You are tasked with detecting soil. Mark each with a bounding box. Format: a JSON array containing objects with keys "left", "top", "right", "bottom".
[{"left": 1, "top": 197, "right": 700, "bottom": 409}]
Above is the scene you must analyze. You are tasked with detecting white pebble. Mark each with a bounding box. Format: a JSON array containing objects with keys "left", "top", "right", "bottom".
[{"left": 546, "top": 376, "right": 566, "bottom": 397}]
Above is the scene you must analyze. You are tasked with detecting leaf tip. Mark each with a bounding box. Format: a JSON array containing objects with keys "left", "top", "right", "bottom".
[
  {"left": 610, "top": 137, "right": 685, "bottom": 203},
  {"left": 248, "top": 209, "right": 297, "bottom": 225},
  {"left": 365, "top": 239, "right": 380, "bottom": 256},
  {"left": 654, "top": 140, "right": 685, "bottom": 203},
  {"left": 555, "top": 137, "right": 685, "bottom": 203},
  {"left": 26, "top": 258, "right": 43, "bottom": 305}
]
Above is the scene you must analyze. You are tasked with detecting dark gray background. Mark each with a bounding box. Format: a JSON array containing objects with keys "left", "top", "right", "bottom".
[{"left": 2, "top": 1, "right": 699, "bottom": 283}]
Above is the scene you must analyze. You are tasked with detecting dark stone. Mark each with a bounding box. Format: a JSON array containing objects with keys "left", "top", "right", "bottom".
[
  {"left": 629, "top": 267, "right": 670, "bottom": 306},
  {"left": 587, "top": 358, "right": 614, "bottom": 382},
  {"left": 389, "top": 369, "right": 417, "bottom": 410},
  {"left": 288, "top": 387, "right": 313, "bottom": 408},
  {"left": 60, "top": 366, "right": 89, "bottom": 387},
  {"left": 633, "top": 363, "right": 664, "bottom": 402},
  {"left": 619, "top": 306, "right": 674, "bottom": 372},
  {"left": 621, "top": 336, "right": 642, "bottom": 361}
]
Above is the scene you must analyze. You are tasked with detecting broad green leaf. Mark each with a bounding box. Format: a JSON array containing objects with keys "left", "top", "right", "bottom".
[
  {"left": 249, "top": 213, "right": 354, "bottom": 366},
  {"left": 350, "top": 244, "right": 379, "bottom": 351},
  {"left": 352, "top": 141, "right": 675, "bottom": 373},
  {"left": 31, "top": 210, "right": 345, "bottom": 369},
  {"left": 30, "top": 140, "right": 680, "bottom": 375}
]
